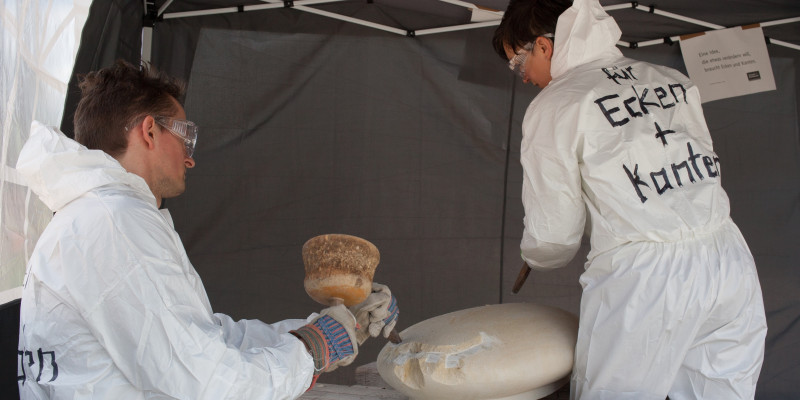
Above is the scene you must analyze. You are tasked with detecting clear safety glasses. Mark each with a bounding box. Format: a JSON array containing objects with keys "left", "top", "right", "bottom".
[
  {"left": 507, "top": 34, "right": 554, "bottom": 78},
  {"left": 154, "top": 116, "right": 198, "bottom": 158},
  {"left": 508, "top": 42, "right": 535, "bottom": 77}
]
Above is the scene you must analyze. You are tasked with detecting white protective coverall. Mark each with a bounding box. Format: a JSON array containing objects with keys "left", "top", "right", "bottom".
[
  {"left": 518, "top": 0, "right": 767, "bottom": 398},
  {"left": 16, "top": 121, "right": 315, "bottom": 399}
]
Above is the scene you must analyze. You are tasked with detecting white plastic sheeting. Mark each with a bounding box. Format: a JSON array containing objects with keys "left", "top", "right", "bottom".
[{"left": 0, "top": 0, "right": 90, "bottom": 304}]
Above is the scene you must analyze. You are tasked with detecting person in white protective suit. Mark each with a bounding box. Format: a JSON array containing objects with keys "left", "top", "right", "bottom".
[
  {"left": 493, "top": 0, "right": 767, "bottom": 399},
  {"left": 16, "top": 59, "right": 399, "bottom": 400}
]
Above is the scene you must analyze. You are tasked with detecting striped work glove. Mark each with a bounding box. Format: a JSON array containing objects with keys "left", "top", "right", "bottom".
[
  {"left": 349, "top": 282, "right": 399, "bottom": 345},
  {"left": 291, "top": 304, "right": 358, "bottom": 386}
]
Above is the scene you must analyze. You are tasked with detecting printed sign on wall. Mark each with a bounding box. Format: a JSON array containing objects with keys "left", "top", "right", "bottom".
[{"left": 680, "top": 25, "right": 775, "bottom": 103}]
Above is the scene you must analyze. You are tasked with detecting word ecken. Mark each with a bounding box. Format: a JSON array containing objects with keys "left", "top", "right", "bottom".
[
  {"left": 590, "top": 65, "right": 721, "bottom": 204},
  {"left": 593, "top": 66, "right": 689, "bottom": 128}
]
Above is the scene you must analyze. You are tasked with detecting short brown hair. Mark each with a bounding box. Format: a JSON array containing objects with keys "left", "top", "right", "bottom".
[
  {"left": 492, "top": 0, "right": 572, "bottom": 60},
  {"left": 73, "top": 59, "right": 185, "bottom": 157}
]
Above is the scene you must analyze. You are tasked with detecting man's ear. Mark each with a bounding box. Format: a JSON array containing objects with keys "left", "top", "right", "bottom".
[
  {"left": 136, "top": 115, "right": 157, "bottom": 150},
  {"left": 537, "top": 36, "right": 554, "bottom": 60}
]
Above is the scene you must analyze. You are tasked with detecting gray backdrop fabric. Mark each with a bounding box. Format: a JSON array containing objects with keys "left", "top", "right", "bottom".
[
  {"left": 165, "top": 23, "right": 516, "bottom": 384},
  {"left": 54, "top": 1, "right": 800, "bottom": 398}
]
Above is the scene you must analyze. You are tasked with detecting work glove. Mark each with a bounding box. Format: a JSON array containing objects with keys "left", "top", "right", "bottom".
[
  {"left": 349, "top": 282, "right": 399, "bottom": 345},
  {"left": 290, "top": 304, "right": 359, "bottom": 387}
]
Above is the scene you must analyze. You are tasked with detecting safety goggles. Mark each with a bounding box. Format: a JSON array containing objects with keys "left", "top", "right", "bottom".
[
  {"left": 154, "top": 116, "right": 198, "bottom": 158},
  {"left": 508, "top": 42, "right": 535, "bottom": 77},
  {"left": 507, "top": 34, "right": 554, "bottom": 78}
]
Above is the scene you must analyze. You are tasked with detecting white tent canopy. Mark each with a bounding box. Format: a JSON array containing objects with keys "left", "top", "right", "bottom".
[{"left": 149, "top": 0, "right": 800, "bottom": 50}]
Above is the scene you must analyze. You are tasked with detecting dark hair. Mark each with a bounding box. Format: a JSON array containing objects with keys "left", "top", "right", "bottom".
[
  {"left": 73, "top": 59, "right": 186, "bottom": 157},
  {"left": 492, "top": 0, "right": 572, "bottom": 60}
]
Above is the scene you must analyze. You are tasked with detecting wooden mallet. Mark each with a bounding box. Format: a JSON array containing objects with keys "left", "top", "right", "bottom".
[{"left": 302, "top": 234, "right": 402, "bottom": 343}]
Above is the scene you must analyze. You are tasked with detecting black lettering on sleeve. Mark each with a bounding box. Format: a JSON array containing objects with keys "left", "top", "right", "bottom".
[
  {"left": 17, "top": 351, "right": 26, "bottom": 385},
  {"left": 654, "top": 87, "right": 675, "bottom": 108},
  {"left": 595, "top": 94, "right": 629, "bottom": 127},
  {"left": 36, "top": 349, "right": 45, "bottom": 382},
  {"left": 671, "top": 161, "right": 696, "bottom": 186},
  {"left": 38, "top": 349, "right": 58, "bottom": 382},
  {"left": 650, "top": 168, "right": 674, "bottom": 194},
  {"left": 624, "top": 164, "right": 650, "bottom": 203},
  {"left": 687, "top": 142, "right": 704, "bottom": 180},
  {"left": 19, "top": 350, "right": 34, "bottom": 386},
  {"left": 669, "top": 83, "right": 688, "bottom": 104}
]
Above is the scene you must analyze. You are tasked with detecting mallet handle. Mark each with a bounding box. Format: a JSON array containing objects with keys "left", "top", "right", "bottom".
[{"left": 512, "top": 262, "right": 532, "bottom": 294}]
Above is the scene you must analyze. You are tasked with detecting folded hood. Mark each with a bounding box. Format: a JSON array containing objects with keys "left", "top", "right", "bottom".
[
  {"left": 550, "top": 0, "right": 624, "bottom": 80},
  {"left": 16, "top": 121, "right": 155, "bottom": 212}
]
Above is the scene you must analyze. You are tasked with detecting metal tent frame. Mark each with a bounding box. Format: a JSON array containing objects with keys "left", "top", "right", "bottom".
[{"left": 139, "top": 0, "right": 800, "bottom": 62}]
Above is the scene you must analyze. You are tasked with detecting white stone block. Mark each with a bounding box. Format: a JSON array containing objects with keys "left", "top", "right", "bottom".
[{"left": 377, "top": 303, "right": 578, "bottom": 400}]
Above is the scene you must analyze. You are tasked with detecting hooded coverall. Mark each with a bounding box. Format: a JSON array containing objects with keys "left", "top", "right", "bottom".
[
  {"left": 517, "top": 1, "right": 767, "bottom": 398},
  {"left": 16, "top": 122, "right": 315, "bottom": 399}
]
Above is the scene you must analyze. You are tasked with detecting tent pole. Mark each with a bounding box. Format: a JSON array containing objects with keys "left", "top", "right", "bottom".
[
  {"left": 769, "top": 38, "right": 800, "bottom": 51},
  {"left": 155, "top": 0, "right": 799, "bottom": 51},
  {"left": 415, "top": 21, "right": 500, "bottom": 36},
  {"left": 636, "top": 37, "right": 680, "bottom": 48},
  {"left": 163, "top": 7, "right": 241, "bottom": 19},
  {"left": 603, "top": 3, "right": 634, "bottom": 12},
  {"left": 627, "top": 33, "right": 800, "bottom": 52},
  {"left": 158, "top": 0, "right": 176, "bottom": 17},
  {"left": 162, "top": 0, "right": 346, "bottom": 20},
  {"left": 437, "top": 0, "right": 502, "bottom": 14},
  {"left": 633, "top": 4, "right": 724, "bottom": 30},
  {"left": 142, "top": 1, "right": 154, "bottom": 63},
  {"left": 292, "top": 5, "right": 408, "bottom": 36},
  {"left": 760, "top": 16, "right": 800, "bottom": 28},
  {"left": 259, "top": 0, "right": 409, "bottom": 36},
  {"left": 141, "top": 26, "right": 153, "bottom": 63}
]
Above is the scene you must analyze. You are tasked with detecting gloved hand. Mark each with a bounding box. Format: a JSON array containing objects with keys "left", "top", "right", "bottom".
[
  {"left": 349, "top": 282, "right": 399, "bottom": 345},
  {"left": 290, "top": 304, "right": 359, "bottom": 385}
]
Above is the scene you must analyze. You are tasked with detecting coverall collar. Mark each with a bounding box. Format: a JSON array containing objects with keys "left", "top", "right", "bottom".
[
  {"left": 550, "top": 0, "right": 624, "bottom": 81},
  {"left": 17, "top": 121, "right": 158, "bottom": 212}
]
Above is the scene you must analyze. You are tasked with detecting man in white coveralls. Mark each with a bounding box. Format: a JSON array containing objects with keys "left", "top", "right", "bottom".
[
  {"left": 16, "top": 59, "right": 398, "bottom": 399},
  {"left": 493, "top": 0, "right": 767, "bottom": 398}
]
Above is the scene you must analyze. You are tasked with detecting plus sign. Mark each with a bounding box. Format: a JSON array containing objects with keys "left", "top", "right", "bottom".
[{"left": 654, "top": 122, "right": 675, "bottom": 146}]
